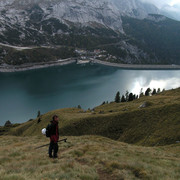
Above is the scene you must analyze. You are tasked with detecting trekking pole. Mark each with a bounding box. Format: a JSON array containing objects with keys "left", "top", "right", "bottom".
[{"left": 35, "top": 138, "right": 67, "bottom": 149}]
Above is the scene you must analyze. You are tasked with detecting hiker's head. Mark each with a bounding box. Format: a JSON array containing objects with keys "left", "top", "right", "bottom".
[{"left": 53, "top": 115, "right": 59, "bottom": 122}]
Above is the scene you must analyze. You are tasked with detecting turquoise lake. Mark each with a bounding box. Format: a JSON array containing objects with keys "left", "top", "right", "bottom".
[{"left": 0, "top": 63, "right": 180, "bottom": 125}]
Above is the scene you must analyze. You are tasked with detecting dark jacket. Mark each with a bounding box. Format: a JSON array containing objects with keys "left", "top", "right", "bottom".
[{"left": 50, "top": 120, "right": 59, "bottom": 143}]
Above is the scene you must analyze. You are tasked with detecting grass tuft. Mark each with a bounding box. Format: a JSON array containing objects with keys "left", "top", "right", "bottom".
[{"left": 1, "top": 175, "right": 25, "bottom": 180}]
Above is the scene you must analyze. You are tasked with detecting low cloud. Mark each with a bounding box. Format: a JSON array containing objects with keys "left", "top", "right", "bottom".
[
  {"left": 140, "top": 0, "right": 180, "bottom": 20},
  {"left": 140, "top": 0, "right": 180, "bottom": 8}
]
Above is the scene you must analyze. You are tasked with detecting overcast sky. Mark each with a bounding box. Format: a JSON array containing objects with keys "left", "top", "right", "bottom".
[{"left": 141, "top": 0, "right": 180, "bottom": 8}]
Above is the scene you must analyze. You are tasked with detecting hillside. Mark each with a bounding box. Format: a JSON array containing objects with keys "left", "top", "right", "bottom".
[
  {"left": 7, "top": 88, "right": 180, "bottom": 146},
  {"left": 122, "top": 15, "right": 180, "bottom": 65},
  {"left": 0, "top": 45, "right": 76, "bottom": 65},
  {"left": 0, "top": 135, "right": 179, "bottom": 180}
]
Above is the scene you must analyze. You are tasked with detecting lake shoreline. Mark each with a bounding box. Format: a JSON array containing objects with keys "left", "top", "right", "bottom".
[
  {"left": 0, "top": 59, "right": 180, "bottom": 72},
  {"left": 0, "top": 59, "right": 76, "bottom": 73},
  {"left": 93, "top": 60, "right": 180, "bottom": 70}
]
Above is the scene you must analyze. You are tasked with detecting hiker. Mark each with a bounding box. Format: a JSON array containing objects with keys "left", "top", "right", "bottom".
[{"left": 49, "top": 115, "right": 59, "bottom": 158}]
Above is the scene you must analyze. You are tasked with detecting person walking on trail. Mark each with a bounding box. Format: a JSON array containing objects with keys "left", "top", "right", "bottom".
[{"left": 49, "top": 115, "right": 59, "bottom": 158}]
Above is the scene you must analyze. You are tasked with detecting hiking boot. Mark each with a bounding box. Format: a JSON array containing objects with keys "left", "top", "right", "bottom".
[{"left": 53, "top": 154, "right": 58, "bottom": 158}]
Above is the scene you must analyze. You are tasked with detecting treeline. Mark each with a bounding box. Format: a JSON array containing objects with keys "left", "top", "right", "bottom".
[
  {"left": 114, "top": 91, "right": 138, "bottom": 103},
  {"left": 101, "top": 87, "right": 164, "bottom": 105},
  {"left": 114, "top": 88, "right": 164, "bottom": 103}
]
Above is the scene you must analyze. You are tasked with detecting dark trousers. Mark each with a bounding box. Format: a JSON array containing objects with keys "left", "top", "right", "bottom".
[{"left": 49, "top": 141, "right": 58, "bottom": 157}]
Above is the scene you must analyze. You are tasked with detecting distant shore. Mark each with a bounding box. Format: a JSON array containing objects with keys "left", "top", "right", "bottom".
[
  {"left": 0, "top": 59, "right": 76, "bottom": 73},
  {"left": 0, "top": 59, "right": 180, "bottom": 72},
  {"left": 93, "top": 60, "right": 180, "bottom": 70}
]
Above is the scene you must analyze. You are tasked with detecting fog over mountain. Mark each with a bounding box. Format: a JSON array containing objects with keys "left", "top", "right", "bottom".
[{"left": 140, "top": 0, "right": 180, "bottom": 20}]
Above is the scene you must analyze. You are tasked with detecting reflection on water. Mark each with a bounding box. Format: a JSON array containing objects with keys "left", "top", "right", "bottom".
[
  {"left": 120, "top": 70, "right": 180, "bottom": 94},
  {"left": 0, "top": 63, "right": 179, "bottom": 125}
]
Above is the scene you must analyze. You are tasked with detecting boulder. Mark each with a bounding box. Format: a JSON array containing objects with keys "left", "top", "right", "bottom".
[{"left": 139, "top": 101, "right": 153, "bottom": 108}]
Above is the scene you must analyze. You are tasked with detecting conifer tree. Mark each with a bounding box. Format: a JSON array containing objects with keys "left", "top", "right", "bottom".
[
  {"left": 121, "top": 95, "right": 126, "bottom": 102},
  {"left": 145, "top": 88, "right": 152, "bottom": 96},
  {"left": 128, "top": 93, "right": 134, "bottom": 101},
  {"left": 152, "top": 88, "right": 157, "bottom": 95},
  {"left": 115, "top": 91, "right": 120, "bottom": 103},
  {"left": 125, "top": 90, "right": 129, "bottom": 101},
  {"left": 37, "top": 110, "right": 41, "bottom": 118},
  {"left": 101, "top": 101, "right": 106, "bottom": 105},
  {"left": 139, "top": 88, "right": 144, "bottom": 97},
  {"left": 133, "top": 94, "right": 136, "bottom": 100},
  {"left": 157, "top": 88, "right": 161, "bottom": 93}
]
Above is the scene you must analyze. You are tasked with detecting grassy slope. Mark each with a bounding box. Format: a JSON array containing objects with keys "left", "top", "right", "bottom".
[
  {"left": 0, "top": 135, "right": 179, "bottom": 180},
  {"left": 8, "top": 88, "right": 180, "bottom": 146}
]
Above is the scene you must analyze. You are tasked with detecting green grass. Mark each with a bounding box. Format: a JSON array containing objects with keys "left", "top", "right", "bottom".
[
  {"left": 0, "top": 135, "right": 179, "bottom": 180},
  {"left": 7, "top": 88, "right": 180, "bottom": 146}
]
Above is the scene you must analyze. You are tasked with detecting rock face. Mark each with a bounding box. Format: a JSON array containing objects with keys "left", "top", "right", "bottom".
[{"left": 0, "top": 0, "right": 159, "bottom": 44}]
